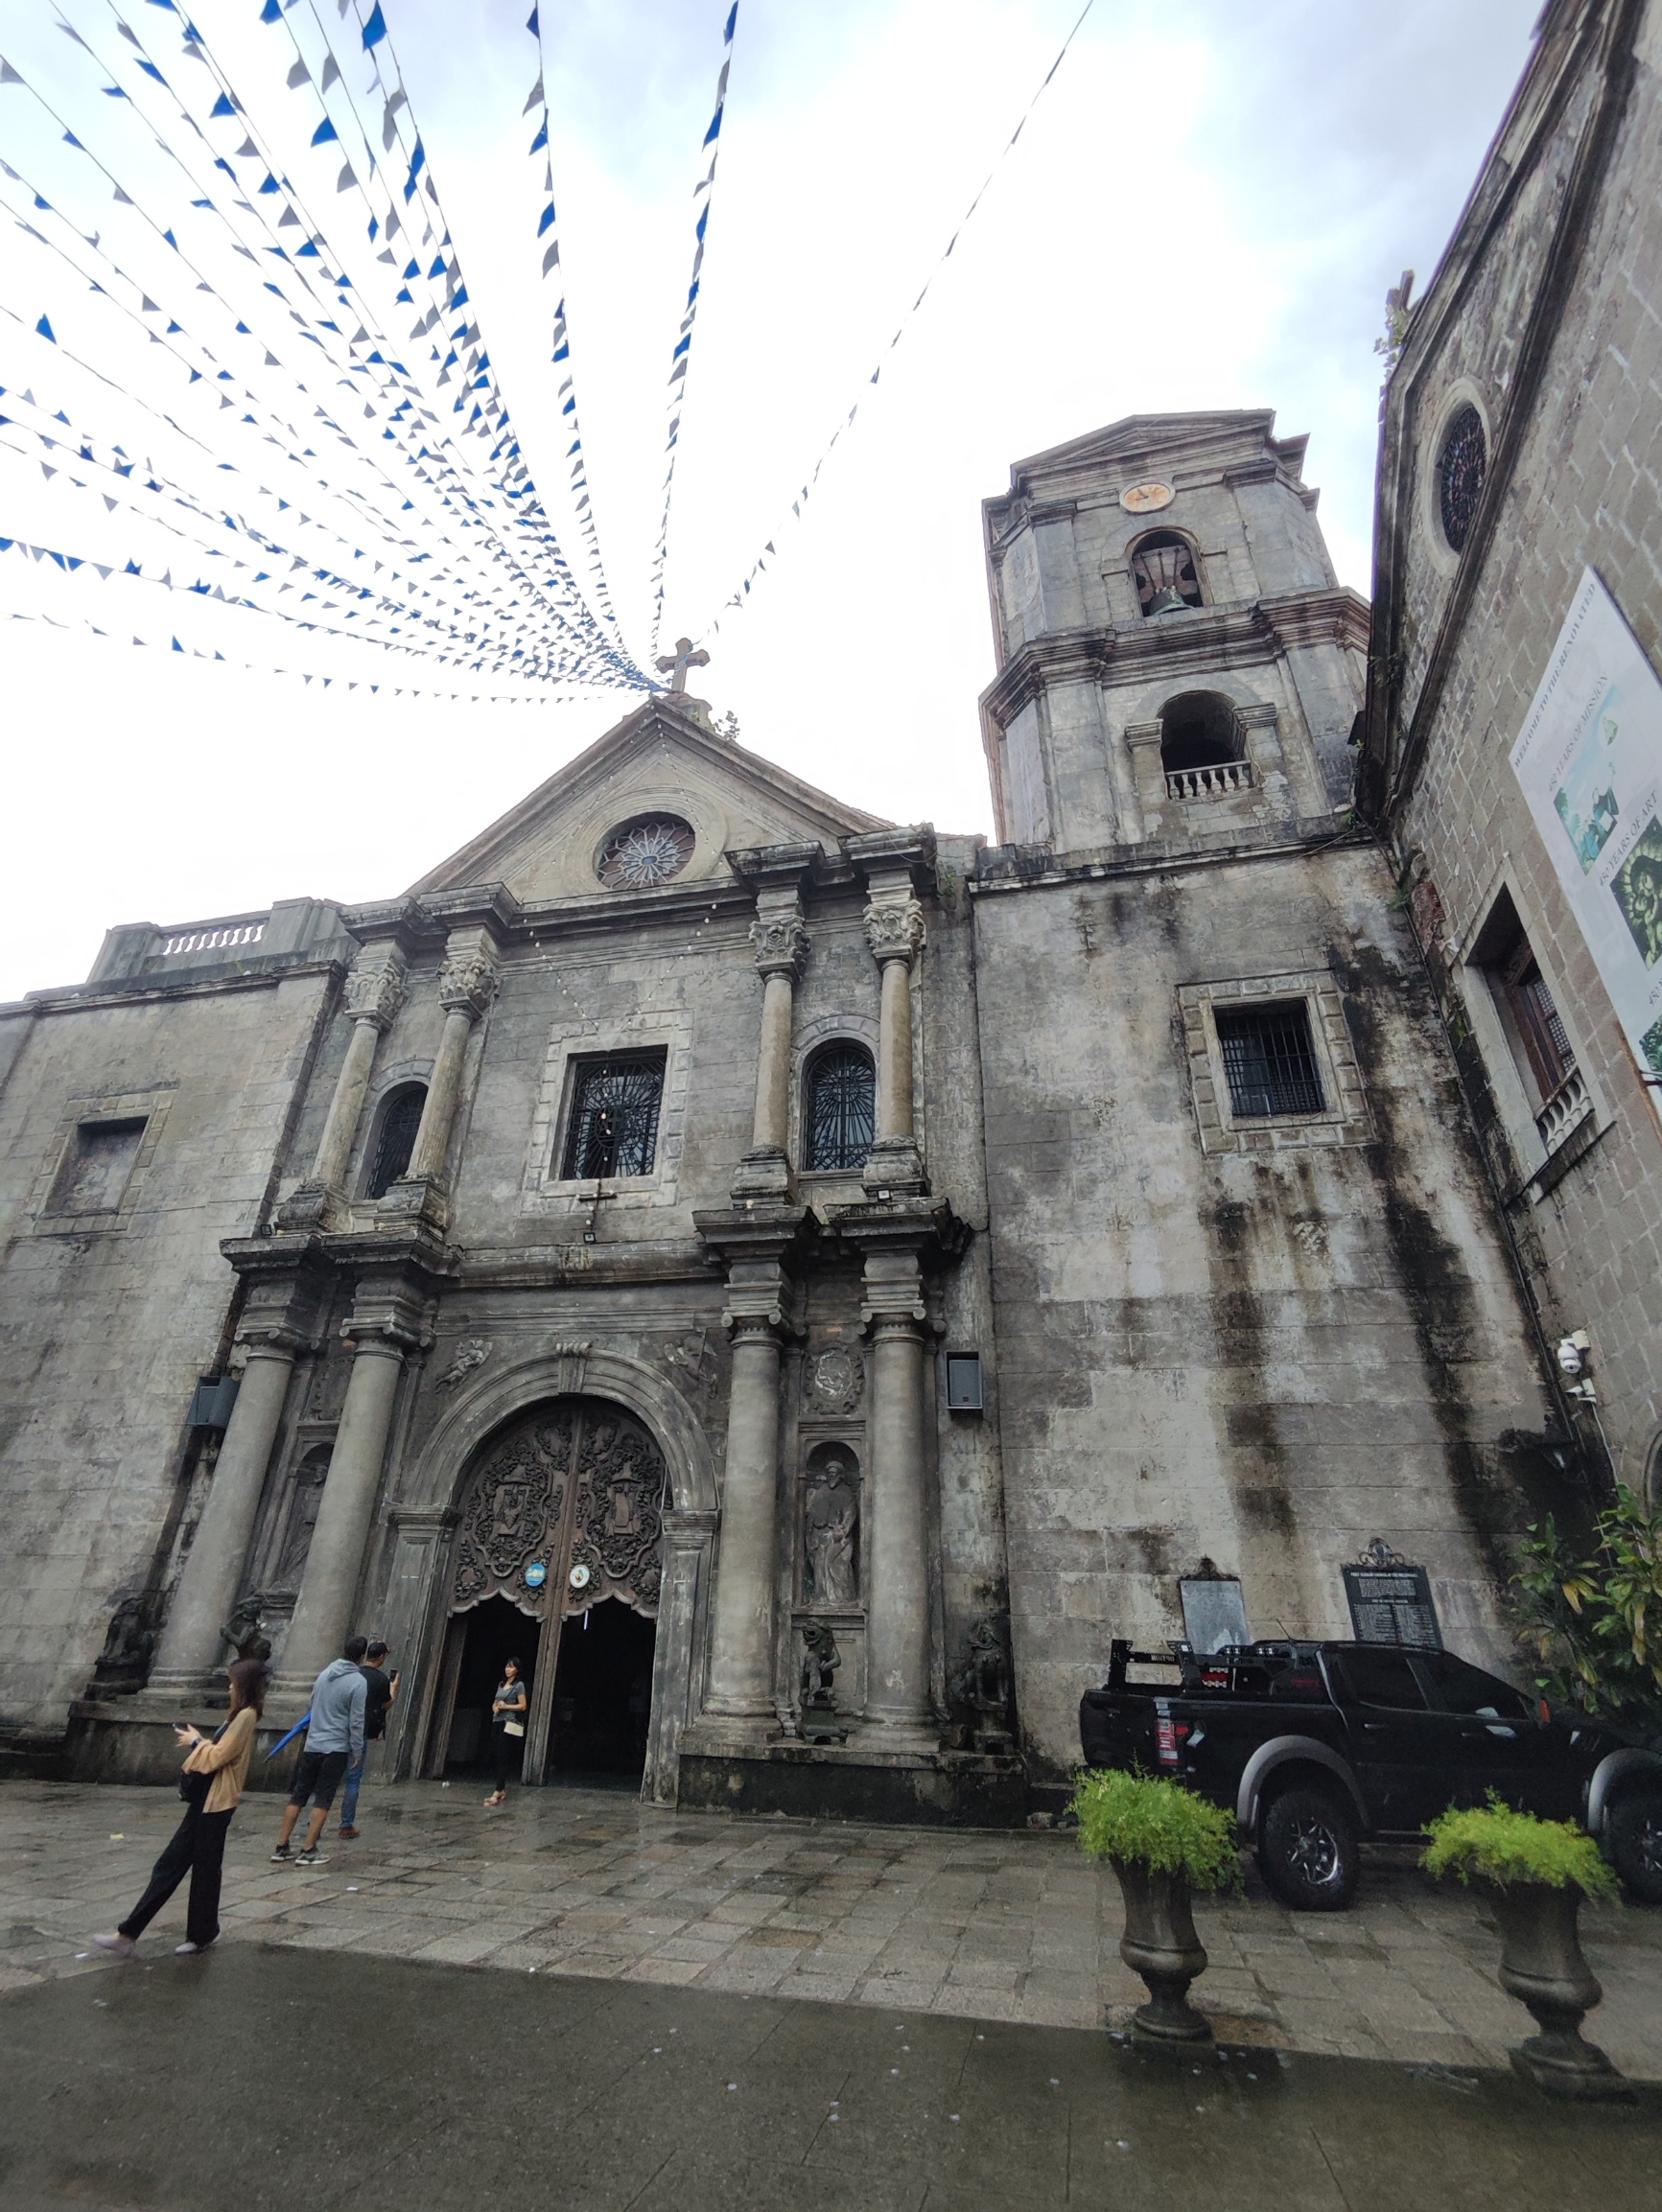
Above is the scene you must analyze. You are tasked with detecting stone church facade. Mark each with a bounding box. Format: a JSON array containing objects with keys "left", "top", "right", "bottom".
[{"left": 0, "top": 405, "right": 1572, "bottom": 1817}]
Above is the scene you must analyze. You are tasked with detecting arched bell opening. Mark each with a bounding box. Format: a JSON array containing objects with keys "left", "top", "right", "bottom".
[{"left": 422, "top": 1394, "right": 668, "bottom": 1787}]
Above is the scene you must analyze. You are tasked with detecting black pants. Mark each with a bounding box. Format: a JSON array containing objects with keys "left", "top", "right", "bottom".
[
  {"left": 119, "top": 1804, "right": 234, "bottom": 1948},
  {"left": 492, "top": 1726, "right": 521, "bottom": 1792}
]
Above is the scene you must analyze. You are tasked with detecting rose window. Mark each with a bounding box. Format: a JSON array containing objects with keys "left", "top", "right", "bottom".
[{"left": 596, "top": 816, "right": 695, "bottom": 890}]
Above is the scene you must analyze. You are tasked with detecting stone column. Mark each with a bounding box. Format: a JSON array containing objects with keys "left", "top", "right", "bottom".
[
  {"left": 278, "top": 947, "right": 407, "bottom": 1229},
  {"left": 860, "top": 1247, "right": 936, "bottom": 1737},
  {"left": 704, "top": 1310, "right": 786, "bottom": 1722},
  {"left": 1237, "top": 699, "right": 1305, "bottom": 816},
  {"left": 1125, "top": 720, "right": 1169, "bottom": 838},
  {"left": 278, "top": 1281, "right": 427, "bottom": 1693},
  {"left": 862, "top": 888, "right": 926, "bottom": 1196},
  {"left": 398, "top": 928, "right": 499, "bottom": 1199},
  {"left": 150, "top": 1341, "right": 297, "bottom": 1688},
  {"left": 733, "top": 897, "right": 808, "bottom": 1201}
]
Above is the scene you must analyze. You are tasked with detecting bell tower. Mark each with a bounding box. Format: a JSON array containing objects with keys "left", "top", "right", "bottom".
[{"left": 977, "top": 411, "right": 1369, "bottom": 856}]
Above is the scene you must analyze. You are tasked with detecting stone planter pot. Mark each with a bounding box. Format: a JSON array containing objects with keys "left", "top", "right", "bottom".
[
  {"left": 1483, "top": 1880, "right": 1629, "bottom": 2100},
  {"left": 1112, "top": 1859, "right": 1211, "bottom": 2043}
]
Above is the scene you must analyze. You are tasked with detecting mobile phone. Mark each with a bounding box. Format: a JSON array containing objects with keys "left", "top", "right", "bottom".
[{"left": 175, "top": 1716, "right": 194, "bottom": 1730}]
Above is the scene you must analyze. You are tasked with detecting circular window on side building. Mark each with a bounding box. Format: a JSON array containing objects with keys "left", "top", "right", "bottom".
[
  {"left": 596, "top": 815, "right": 695, "bottom": 890},
  {"left": 1437, "top": 403, "right": 1486, "bottom": 553}
]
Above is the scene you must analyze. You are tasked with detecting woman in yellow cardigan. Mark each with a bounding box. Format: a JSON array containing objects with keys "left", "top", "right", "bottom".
[{"left": 93, "top": 1656, "right": 269, "bottom": 1959}]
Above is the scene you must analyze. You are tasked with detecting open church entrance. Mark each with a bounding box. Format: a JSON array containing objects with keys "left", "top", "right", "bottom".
[{"left": 424, "top": 1396, "right": 667, "bottom": 1787}]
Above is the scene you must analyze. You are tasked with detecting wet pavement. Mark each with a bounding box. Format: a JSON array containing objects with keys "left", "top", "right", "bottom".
[
  {"left": 2, "top": 1942, "right": 1658, "bottom": 2211},
  {"left": 3, "top": 1779, "right": 1660, "bottom": 2077}
]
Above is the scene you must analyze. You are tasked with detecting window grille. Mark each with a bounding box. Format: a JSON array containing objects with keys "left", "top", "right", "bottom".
[
  {"left": 561, "top": 1056, "right": 666, "bottom": 1180},
  {"left": 1215, "top": 1003, "right": 1325, "bottom": 1118},
  {"left": 807, "top": 1044, "right": 876, "bottom": 1171},
  {"left": 1438, "top": 405, "right": 1486, "bottom": 552},
  {"left": 368, "top": 1086, "right": 425, "bottom": 1198},
  {"left": 1501, "top": 938, "right": 1577, "bottom": 1102}
]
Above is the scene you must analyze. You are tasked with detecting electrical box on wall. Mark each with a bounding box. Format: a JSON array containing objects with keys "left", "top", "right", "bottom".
[{"left": 946, "top": 1353, "right": 984, "bottom": 1412}]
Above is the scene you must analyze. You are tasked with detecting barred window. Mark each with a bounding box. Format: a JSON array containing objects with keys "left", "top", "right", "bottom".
[
  {"left": 561, "top": 1055, "right": 666, "bottom": 1180},
  {"left": 1215, "top": 1003, "right": 1325, "bottom": 1118},
  {"left": 367, "top": 1084, "right": 425, "bottom": 1199},
  {"left": 806, "top": 1044, "right": 876, "bottom": 1172}
]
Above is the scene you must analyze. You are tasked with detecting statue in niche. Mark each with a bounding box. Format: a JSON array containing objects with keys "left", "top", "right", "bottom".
[
  {"left": 273, "top": 1450, "right": 330, "bottom": 1591},
  {"left": 220, "top": 1596, "right": 271, "bottom": 1666},
  {"left": 803, "top": 1454, "right": 859, "bottom": 1606}
]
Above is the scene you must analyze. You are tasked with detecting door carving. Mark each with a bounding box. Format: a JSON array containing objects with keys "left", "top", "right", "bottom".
[{"left": 432, "top": 1396, "right": 667, "bottom": 1782}]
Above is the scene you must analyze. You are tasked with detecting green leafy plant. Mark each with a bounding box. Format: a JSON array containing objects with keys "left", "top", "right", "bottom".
[
  {"left": 1071, "top": 1769, "right": 1242, "bottom": 1893},
  {"left": 1506, "top": 1486, "right": 1662, "bottom": 1735},
  {"left": 1422, "top": 1795, "right": 1618, "bottom": 1900}
]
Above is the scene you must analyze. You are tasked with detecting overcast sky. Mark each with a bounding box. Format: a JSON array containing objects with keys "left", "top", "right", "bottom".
[{"left": 0, "top": 0, "right": 1538, "bottom": 1000}]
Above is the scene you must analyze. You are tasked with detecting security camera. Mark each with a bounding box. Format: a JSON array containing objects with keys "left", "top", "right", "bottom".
[{"left": 1557, "top": 1338, "right": 1583, "bottom": 1376}]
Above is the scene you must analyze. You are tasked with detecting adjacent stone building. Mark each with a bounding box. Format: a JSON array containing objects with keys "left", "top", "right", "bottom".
[
  {"left": 1362, "top": 0, "right": 1662, "bottom": 1500},
  {"left": 0, "top": 399, "right": 1579, "bottom": 1808}
]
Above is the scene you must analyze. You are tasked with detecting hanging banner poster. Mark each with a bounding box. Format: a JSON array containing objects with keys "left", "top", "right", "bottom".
[{"left": 1510, "top": 567, "right": 1662, "bottom": 1100}]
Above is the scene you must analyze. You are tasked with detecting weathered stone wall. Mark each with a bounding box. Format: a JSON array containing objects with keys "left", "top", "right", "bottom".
[
  {"left": 0, "top": 966, "right": 337, "bottom": 1733},
  {"left": 971, "top": 838, "right": 1556, "bottom": 1779},
  {"left": 1378, "top": 0, "right": 1662, "bottom": 1485}
]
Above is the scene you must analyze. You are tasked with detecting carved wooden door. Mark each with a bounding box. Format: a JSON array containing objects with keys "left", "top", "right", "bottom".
[{"left": 433, "top": 1397, "right": 667, "bottom": 1783}]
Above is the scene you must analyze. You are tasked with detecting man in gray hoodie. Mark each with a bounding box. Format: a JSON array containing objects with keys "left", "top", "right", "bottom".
[{"left": 270, "top": 1637, "right": 368, "bottom": 1867}]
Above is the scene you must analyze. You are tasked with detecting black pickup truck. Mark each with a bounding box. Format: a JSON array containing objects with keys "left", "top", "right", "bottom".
[{"left": 1079, "top": 1638, "right": 1662, "bottom": 1911}]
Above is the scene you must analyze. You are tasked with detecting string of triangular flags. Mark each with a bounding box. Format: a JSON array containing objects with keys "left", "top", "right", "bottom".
[
  {"left": 702, "top": 0, "right": 1097, "bottom": 641},
  {"left": 646, "top": 0, "right": 736, "bottom": 657},
  {"left": 0, "top": 0, "right": 654, "bottom": 694}
]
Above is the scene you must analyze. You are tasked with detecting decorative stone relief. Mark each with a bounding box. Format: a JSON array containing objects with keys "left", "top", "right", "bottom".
[
  {"left": 453, "top": 1407, "right": 575, "bottom": 1615},
  {"left": 664, "top": 1326, "right": 718, "bottom": 1401},
  {"left": 342, "top": 948, "right": 409, "bottom": 1031},
  {"left": 435, "top": 1338, "right": 491, "bottom": 1392},
  {"left": 803, "top": 1344, "right": 864, "bottom": 1416},
  {"left": 272, "top": 1448, "right": 331, "bottom": 1593},
  {"left": 863, "top": 896, "right": 925, "bottom": 966},
  {"left": 568, "top": 1409, "right": 667, "bottom": 1613},
  {"left": 749, "top": 913, "right": 808, "bottom": 979},
  {"left": 437, "top": 932, "right": 502, "bottom": 1018}
]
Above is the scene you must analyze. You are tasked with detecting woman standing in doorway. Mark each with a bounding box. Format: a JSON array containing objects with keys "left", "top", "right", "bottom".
[
  {"left": 92, "top": 1656, "right": 269, "bottom": 1957},
  {"left": 485, "top": 1657, "right": 527, "bottom": 1808}
]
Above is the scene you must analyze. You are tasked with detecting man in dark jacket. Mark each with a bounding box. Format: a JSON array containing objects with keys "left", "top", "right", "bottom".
[
  {"left": 270, "top": 1637, "right": 368, "bottom": 1867},
  {"left": 338, "top": 1640, "right": 397, "bottom": 1839}
]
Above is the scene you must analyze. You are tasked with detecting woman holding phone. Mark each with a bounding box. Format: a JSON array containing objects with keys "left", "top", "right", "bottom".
[
  {"left": 484, "top": 1656, "right": 527, "bottom": 1808},
  {"left": 92, "top": 1656, "right": 269, "bottom": 1958}
]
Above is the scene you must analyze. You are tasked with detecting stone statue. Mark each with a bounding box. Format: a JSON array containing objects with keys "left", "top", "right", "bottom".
[
  {"left": 803, "top": 1457, "right": 859, "bottom": 1606},
  {"left": 799, "top": 1621, "right": 847, "bottom": 1745},
  {"left": 220, "top": 1597, "right": 269, "bottom": 1665},
  {"left": 91, "top": 1593, "right": 156, "bottom": 1693},
  {"left": 957, "top": 1617, "right": 1015, "bottom": 1754}
]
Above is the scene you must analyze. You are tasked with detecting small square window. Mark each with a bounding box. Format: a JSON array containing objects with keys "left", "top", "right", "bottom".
[
  {"left": 560, "top": 1054, "right": 667, "bottom": 1180},
  {"left": 1213, "top": 1004, "right": 1325, "bottom": 1118},
  {"left": 50, "top": 1118, "right": 147, "bottom": 1214}
]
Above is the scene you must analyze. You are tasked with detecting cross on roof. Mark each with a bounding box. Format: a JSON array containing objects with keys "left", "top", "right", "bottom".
[{"left": 655, "top": 636, "right": 710, "bottom": 692}]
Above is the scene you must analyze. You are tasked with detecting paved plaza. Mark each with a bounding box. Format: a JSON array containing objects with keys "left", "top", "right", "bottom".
[{"left": 1, "top": 1778, "right": 1660, "bottom": 2080}]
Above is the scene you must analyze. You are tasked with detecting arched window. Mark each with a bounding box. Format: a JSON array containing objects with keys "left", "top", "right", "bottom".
[
  {"left": 1159, "top": 691, "right": 1239, "bottom": 775},
  {"left": 806, "top": 1044, "right": 876, "bottom": 1173},
  {"left": 1131, "top": 531, "right": 1203, "bottom": 617},
  {"left": 367, "top": 1083, "right": 426, "bottom": 1199}
]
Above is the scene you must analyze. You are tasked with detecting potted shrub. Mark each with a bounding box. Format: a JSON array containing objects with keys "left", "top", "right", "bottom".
[
  {"left": 1072, "top": 1768, "right": 1241, "bottom": 2043},
  {"left": 1422, "top": 1797, "right": 1629, "bottom": 2100}
]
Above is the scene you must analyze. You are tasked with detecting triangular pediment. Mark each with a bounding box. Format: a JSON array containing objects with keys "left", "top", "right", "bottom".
[
  {"left": 1003, "top": 409, "right": 1304, "bottom": 501},
  {"left": 408, "top": 696, "right": 891, "bottom": 904}
]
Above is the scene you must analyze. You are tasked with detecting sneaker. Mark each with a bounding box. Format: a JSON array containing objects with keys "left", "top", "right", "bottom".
[
  {"left": 336, "top": 1826, "right": 361, "bottom": 1840},
  {"left": 175, "top": 1940, "right": 214, "bottom": 1956},
  {"left": 91, "top": 1931, "right": 135, "bottom": 1958},
  {"left": 293, "top": 1847, "right": 328, "bottom": 1867},
  {"left": 269, "top": 1844, "right": 293, "bottom": 1864}
]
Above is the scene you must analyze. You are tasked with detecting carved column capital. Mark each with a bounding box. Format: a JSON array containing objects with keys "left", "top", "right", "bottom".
[
  {"left": 749, "top": 913, "right": 808, "bottom": 981},
  {"left": 437, "top": 927, "right": 501, "bottom": 1019},
  {"left": 864, "top": 896, "right": 925, "bottom": 967},
  {"left": 342, "top": 947, "right": 409, "bottom": 1033}
]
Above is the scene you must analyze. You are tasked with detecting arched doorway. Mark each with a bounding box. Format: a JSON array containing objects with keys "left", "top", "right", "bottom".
[{"left": 423, "top": 1396, "right": 667, "bottom": 1786}]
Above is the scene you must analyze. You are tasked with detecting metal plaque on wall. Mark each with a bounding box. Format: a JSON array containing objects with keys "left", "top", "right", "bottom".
[{"left": 1343, "top": 1563, "right": 1442, "bottom": 1650}]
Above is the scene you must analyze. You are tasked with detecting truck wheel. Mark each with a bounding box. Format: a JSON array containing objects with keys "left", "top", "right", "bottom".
[
  {"left": 1607, "top": 1785, "right": 1662, "bottom": 1905},
  {"left": 1258, "top": 1785, "right": 1360, "bottom": 1911}
]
